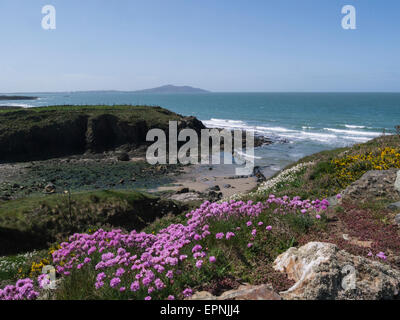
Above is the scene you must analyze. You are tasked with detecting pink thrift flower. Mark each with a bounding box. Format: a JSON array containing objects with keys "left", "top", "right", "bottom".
[
  {"left": 115, "top": 268, "right": 125, "bottom": 277},
  {"left": 195, "top": 260, "right": 203, "bottom": 269},
  {"left": 110, "top": 277, "right": 121, "bottom": 288},
  {"left": 130, "top": 281, "right": 140, "bottom": 292},
  {"left": 247, "top": 243, "right": 253, "bottom": 248},
  {"left": 376, "top": 252, "right": 387, "bottom": 260},
  {"left": 266, "top": 226, "right": 272, "bottom": 231},
  {"left": 183, "top": 288, "right": 193, "bottom": 298},
  {"left": 95, "top": 281, "right": 104, "bottom": 289},
  {"left": 226, "top": 232, "right": 235, "bottom": 240},
  {"left": 209, "top": 256, "right": 216, "bottom": 263},
  {"left": 215, "top": 232, "right": 224, "bottom": 239}
]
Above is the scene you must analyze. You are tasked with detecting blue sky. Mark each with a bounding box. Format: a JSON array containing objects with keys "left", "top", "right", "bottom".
[{"left": 0, "top": 0, "right": 399, "bottom": 92}]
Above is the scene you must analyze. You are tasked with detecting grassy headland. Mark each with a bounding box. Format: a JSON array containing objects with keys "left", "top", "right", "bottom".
[{"left": 0, "top": 105, "right": 204, "bottom": 161}]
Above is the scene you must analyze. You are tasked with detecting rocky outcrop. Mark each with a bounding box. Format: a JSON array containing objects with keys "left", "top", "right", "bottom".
[
  {"left": 342, "top": 169, "right": 400, "bottom": 203},
  {"left": 0, "top": 106, "right": 206, "bottom": 161},
  {"left": 0, "top": 114, "right": 89, "bottom": 161},
  {"left": 273, "top": 242, "right": 400, "bottom": 300},
  {"left": 190, "top": 284, "right": 281, "bottom": 300}
]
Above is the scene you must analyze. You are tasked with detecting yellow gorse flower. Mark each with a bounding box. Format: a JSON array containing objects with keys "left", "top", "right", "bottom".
[{"left": 332, "top": 147, "right": 400, "bottom": 188}]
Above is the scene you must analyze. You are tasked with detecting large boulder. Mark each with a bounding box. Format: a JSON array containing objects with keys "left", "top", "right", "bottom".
[
  {"left": 342, "top": 169, "right": 400, "bottom": 203},
  {"left": 273, "top": 242, "right": 400, "bottom": 300},
  {"left": 190, "top": 284, "right": 281, "bottom": 300}
]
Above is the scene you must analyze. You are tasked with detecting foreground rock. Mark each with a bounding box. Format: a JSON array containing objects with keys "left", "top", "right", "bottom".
[
  {"left": 273, "top": 242, "right": 400, "bottom": 300},
  {"left": 190, "top": 284, "right": 281, "bottom": 300},
  {"left": 169, "top": 192, "right": 203, "bottom": 203},
  {"left": 342, "top": 169, "right": 400, "bottom": 203},
  {"left": 388, "top": 201, "right": 400, "bottom": 210}
]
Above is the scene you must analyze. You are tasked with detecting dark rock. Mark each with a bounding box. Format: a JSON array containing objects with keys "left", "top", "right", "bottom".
[
  {"left": 176, "top": 187, "right": 190, "bottom": 194},
  {"left": 254, "top": 135, "right": 273, "bottom": 148},
  {"left": 208, "top": 191, "right": 223, "bottom": 201},
  {"left": 44, "top": 183, "right": 56, "bottom": 194},
  {"left": 253, "top": 166, "right": 266, "bottom": 183},
  {"left": 208, "top": 185, "right": 220, "bottom": 192},
  {"left": 223, "top": 184, "right": 232, "bottom": 189},
  {"left": 117, "top": 152, "right": 130, "bottom": 161}
]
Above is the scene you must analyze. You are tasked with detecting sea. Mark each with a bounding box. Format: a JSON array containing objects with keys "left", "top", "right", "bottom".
[{"left": 3, "top": 92, "right": 400, "bottom": 175}]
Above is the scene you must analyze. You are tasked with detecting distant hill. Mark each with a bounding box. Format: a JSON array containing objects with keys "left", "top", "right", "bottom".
[{"left": 132, "top": 85, "right": 210, "bottom": 94}]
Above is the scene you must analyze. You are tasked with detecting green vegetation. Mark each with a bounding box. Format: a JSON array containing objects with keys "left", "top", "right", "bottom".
[
  {"left": 0, "top": 189, "right": 188, "bottom": 256},
  {"left": 260, "top": 135, "right": 400, "bottom": 199},
  {"left": 0, "top": 104, "right": 181, "bottom": 124},
  {"left": 0, "top": 160, "right": 182, "bottom": 200}
]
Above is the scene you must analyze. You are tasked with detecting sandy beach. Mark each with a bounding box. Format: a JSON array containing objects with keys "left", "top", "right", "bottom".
[{"left": 152, "top": 163, "right": 259, "bottom": 199}]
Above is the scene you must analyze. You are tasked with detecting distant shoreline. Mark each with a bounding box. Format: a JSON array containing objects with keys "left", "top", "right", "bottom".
[
  {"left": 0, "top": 106, "right": 23, "bottom": 110},
  {"left": 0, "top": 95, "right": 38, "bottom": 101}
]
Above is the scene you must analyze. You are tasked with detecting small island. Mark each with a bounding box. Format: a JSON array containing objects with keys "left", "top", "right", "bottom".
[{"left": 132, "top": 84, "right": 210, "bottom": 94}]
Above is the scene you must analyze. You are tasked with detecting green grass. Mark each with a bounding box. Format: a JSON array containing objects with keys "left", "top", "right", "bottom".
[
  {"left": 0, "top": 189, "right": 188, "bottom": 256},
  {"left": 0, "top": 105, "right": 182, "bottom": 126}
]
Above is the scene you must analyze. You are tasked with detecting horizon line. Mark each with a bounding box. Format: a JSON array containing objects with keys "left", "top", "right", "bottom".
[{"left": 2, "top": 90, "right": 400, "bottom": 95}]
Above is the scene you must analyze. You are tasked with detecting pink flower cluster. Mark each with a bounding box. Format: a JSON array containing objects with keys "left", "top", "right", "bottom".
[
  {"left": 49, "top": 197, "right": 328, "bottom": 299},
  {"left": 1, "top": 195, "right": 329, "bottom": 300},
  {"left": 0, "top": 279, "right": 39, "bottom": 300}
]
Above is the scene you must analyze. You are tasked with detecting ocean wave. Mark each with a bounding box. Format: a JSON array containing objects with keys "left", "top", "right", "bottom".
[
  {"left": 255, "top": 126, "right": 294, "bottom": 133},
  {"left": 324, "top": 128, "right": 382, "bottom": 137},
  {"left": 344, "top": 124, "right": 366, "bottom": 129},
  {"left": 234, "top": 150, "right": 261, "bottom": 160},
  {"left": 202, "top": 118, "right": 382, "bottom": 146}
]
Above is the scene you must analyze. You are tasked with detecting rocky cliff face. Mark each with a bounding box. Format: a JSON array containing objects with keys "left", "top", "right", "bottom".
[{"left": 0, "top": 106, "right": 206, "bottom": 162}]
